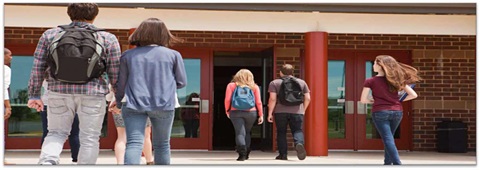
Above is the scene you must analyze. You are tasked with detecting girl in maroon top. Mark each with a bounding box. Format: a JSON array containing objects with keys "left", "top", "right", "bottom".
[{"left": 360, "top": 55, "right": 421, "bottom": 165}]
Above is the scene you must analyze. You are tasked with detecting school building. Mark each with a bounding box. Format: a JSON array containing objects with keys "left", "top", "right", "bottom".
[{"left": 3, "top": 3, "right": 476, "bottom": 156}]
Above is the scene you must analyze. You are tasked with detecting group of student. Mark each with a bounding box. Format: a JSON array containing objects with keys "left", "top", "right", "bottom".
[{"left": 3, "top": 3, "right": 421, "bottom": 166}]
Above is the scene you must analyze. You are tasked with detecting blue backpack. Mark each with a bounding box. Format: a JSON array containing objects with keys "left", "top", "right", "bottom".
[{"left": 231, "top": 86, "right": 256, "bottom": 110}]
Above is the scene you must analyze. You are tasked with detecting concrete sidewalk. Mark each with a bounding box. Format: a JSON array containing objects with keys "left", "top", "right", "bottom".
[{"left": 3, "top": 150, "right": 476, "bottom": 165}]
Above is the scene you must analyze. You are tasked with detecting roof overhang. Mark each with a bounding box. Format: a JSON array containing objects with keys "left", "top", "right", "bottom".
[{"left": 6, "top": 3, "right": 476, "bottom": 15}]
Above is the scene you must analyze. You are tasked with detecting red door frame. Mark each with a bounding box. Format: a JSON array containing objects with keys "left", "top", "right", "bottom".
[
  {"left": 326, "top": 49, "right": 412, "bottom": 150},
  {"left": 327, "top": 50, "right": 356, "bottom": 149},
  {"left": 169, "top": 47, "right": 212, "bottom": 150},
  {"left": 4, "top": 44, "right": 116, "bottom": 149}
]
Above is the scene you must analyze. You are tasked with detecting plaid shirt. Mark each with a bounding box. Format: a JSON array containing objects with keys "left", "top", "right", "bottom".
[{"left": 28, "top": 21, "right": 121, "bottom": 99}]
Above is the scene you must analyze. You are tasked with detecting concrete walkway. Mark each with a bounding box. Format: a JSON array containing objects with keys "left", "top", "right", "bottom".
[{"left": 3, "top": 150, "right": 476, "bottom": 166}]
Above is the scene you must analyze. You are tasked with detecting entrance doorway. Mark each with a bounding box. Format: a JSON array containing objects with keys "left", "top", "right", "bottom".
[
  {"left": 212, "top": 49, "right": 274, "bottom": 151},
  {"left": 327, "top": 50, "right": 412, "bottom": 150}
]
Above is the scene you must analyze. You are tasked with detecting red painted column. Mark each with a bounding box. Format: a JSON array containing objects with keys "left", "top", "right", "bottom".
[{"left": 304, "top": 32, "right": 328, "bottom": 156}]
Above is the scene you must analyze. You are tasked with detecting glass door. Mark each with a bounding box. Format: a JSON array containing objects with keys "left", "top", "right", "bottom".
[
  {"left": 327, "top": 51, "right": 355, "bottom": 149},
  {"left": 170, "top": 48, "right": 212, "bottom": 149}
]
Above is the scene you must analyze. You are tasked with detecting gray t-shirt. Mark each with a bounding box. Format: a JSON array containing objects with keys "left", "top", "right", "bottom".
[{"left": 268, "top": 76, "right": 310, "bottom": 114}]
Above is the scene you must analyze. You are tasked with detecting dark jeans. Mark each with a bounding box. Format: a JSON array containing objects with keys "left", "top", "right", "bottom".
[
  {"left": 229, "top": 111, "right": 257, "bottom": 148},
  {"left": 274, "top": 113, "right": 304, "bottom": 155},
  {"left": 40, "top": 105, "right": 80, "bottom": 162},
  {"left": 183, "top": 119, "right": 200, "bottom": 138},
  {"left": 372, "top": 110, "right": 403, "bottom": 165}
]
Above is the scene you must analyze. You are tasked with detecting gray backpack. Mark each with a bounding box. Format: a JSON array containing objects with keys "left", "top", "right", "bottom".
[{"left": 46, "top": 25, "right": 106, "bottom": 84}]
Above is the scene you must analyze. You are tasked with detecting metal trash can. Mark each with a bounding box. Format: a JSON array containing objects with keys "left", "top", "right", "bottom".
[{"left": 436, "top": 121, "right": 468, "bottom": 153}]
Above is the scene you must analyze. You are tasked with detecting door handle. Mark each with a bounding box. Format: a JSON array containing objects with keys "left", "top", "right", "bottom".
[
  {"left": 199, "top": 99, "right": 209, "bottom": 114},
  {"left": 345, "top": 101, "right": 354, "bottom": 114},
  {"left": 357, "top": 101, "right": 367, "bottom": 114}
]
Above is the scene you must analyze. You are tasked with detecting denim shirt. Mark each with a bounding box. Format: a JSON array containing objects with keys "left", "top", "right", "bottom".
[{"left": 115, "top": 45, "right": 187, "bottom": 111}]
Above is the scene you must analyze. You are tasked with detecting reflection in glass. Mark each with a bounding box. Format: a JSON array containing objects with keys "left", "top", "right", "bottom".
[
  {"left": 7, "top": 56, "right": 43, "bottom": 137},
  {"left": 172, "top": 59, "right": 201, "bottom": 138},
  {"left": 180, "top": 93, "right": 200, "bottom": 138},
  {"left": 365, "top": 61, "right": 400, "bottom": 139},
  {"left": 327, "top": 61, "right": 346, "bottom": 139}
]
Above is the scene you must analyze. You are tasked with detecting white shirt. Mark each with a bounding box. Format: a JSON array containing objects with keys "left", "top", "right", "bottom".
[
  {"left": 41, "top": 80, "right": 48, "bottom": 105},
  {"left": 4, "top": 65, "right": 11, "bottom": 100}
]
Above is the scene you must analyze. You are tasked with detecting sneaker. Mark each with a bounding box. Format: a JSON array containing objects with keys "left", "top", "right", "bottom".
[
  {"left": 295, "top": 143, "right": 307, "bottom": 160},
  {"left": 40, "top": 160, "right": 57, "bottom": 165},
  {"left": 275, "top": 154, "right": 288, "bottom": 160}
]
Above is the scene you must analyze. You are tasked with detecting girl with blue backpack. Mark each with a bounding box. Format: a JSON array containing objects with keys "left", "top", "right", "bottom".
[{"left": 224, "top": 69, "right": 264, "bottom": 161}]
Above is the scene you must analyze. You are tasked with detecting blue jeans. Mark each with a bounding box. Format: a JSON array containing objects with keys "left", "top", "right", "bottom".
[
  {"left": 122, "top": 106, "right": 175, "bottom": 165},
  {"left": 372, "top": 110, "right": 403, "bottom": 165},
  {"left": 274, "top": 113, "right": 304, "bottom": 155},
  {"left": 40, "top": 106, "right": 80, "bottom": 162}
]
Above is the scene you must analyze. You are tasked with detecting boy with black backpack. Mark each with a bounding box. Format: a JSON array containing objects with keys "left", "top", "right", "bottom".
[
  {"left": 27, "top": 3, "right": 121, "bottom": 165},
  {"left": 267, "top": 64, "right": 311, "bottom": 161}
]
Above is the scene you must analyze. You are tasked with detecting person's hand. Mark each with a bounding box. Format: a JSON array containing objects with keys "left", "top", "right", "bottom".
[
  {"left": 4, "top": 108, "right": 12, "bottom": 120},
  {"left": 267, "top": 114, "right": 274, "bottom": 123},
  {"left": 27, "top": 99, "right": 44, "bottom": 112},
  {"left": 108, "top": 101, "right": 121, "bottom": 114},
  {"left": 257, "top": 116, "right": 264, "bottom": 124},
  {"left": 111, "top": 107, "right": 121, "bottom": 114},
  {"left": 226, "top": 113, "right": 230, "bottom": 119}
]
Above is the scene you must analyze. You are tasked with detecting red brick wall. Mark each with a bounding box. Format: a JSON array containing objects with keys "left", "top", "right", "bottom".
[{"left": 4, "top": 27, "right": 476, "bottom": 151}]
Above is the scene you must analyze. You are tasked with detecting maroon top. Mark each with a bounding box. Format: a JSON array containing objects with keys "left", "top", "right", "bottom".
[{"left": 363, "top": 76, "right": 402, "bottom": 113}]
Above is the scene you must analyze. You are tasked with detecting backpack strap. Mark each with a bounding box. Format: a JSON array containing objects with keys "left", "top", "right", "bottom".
[
  {"left": 228, "top": 85, "right": 239, "bottom": 112},
  {"left": 58, "top": 25, "right": 105, "bottom": 32}
]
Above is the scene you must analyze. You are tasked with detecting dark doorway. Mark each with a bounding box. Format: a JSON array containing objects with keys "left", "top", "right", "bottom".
[{"left": 212, "top": 49, "right": 273, "bottom": 151}]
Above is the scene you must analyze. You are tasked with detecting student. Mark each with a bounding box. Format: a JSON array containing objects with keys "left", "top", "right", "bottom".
[
  {"left": 267, "top": 64, "right": 310, "bottom": 161},
  {"left": 27, "top": 3, "right": 121, "bottom": 165},
  {"left": 4, "top": 48, "right": 13, "bottom": 165},
  {"left": 224, "top": 69, "right": 264, "bottom": 161},
  {"left": 105, "top": 85, "right": 154, "bottom": 165},
  {"left": 110, "top": 17, "right": 187, "bottom": 165},
  {"left": 360, "top": 55, "right": 421, "bottom": 165}
]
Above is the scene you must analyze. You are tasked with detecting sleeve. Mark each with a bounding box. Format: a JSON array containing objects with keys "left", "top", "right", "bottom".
[
  {"left": 4, "top": 66, "right": 11, "bottom": 100},
  {"left": 175, "top": 92, "right": 181, "bottom": 108},
  {"left": 106, "top": 34, "right": 121, "bottom": 89},
  {"left": 28, "top": 32, "right": 50, "bottom": 99},
  {"left": 224, "top": 83, "right": 234, "bottom": 114},
  {"left": 105, "top": 84, "right": 115, "bottom": 102},
  {"left": 174, "top": 51, "right": 187, "bottom": 89},
  {"left": 268, "top": 81, "right": 277, "bottom": 93},
  {"left": 254, "top": 85, "right": 263, "bottom": 117},
  {"left": 114, "top": 55, "right": 128, "bottom": 108},
  {"left": 302, "top": 80, "right": 310, "bottom": 93},
  {"left": 363, "top": 78, "right": 372, "bottom": 88}
]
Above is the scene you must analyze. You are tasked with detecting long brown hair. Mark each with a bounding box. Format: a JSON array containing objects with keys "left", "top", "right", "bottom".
[
  {"left": 128, "top": 18, "right": 182, "bottom": 47},
  {"left": 375, "top": 55, "right": 422, "bottom": 92},
  {"left": 231, "top": 69, "right": 256, "bottom": 89}
]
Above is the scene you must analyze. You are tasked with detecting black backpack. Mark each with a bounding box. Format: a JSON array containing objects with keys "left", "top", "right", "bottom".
[
  {"left": 46, "top": 25, "right": 107, "bottom": 84},
  {"left": 278, "top": 77, "right": 304, "bottom": 106}
]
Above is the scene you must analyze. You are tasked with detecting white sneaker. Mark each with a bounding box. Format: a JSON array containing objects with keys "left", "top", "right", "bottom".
[{"left": 40, "top": 162, "right": 53, "bottom": 165}]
